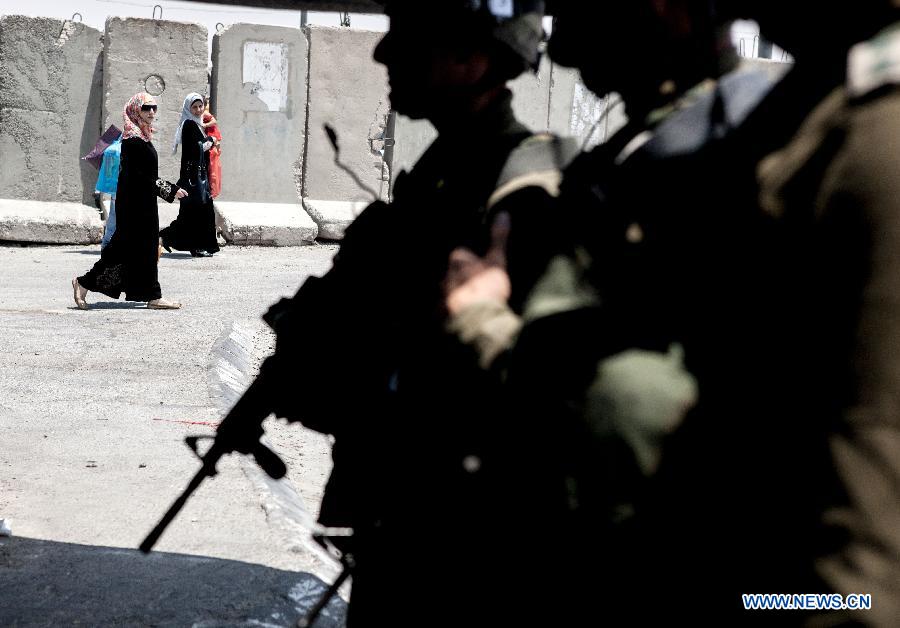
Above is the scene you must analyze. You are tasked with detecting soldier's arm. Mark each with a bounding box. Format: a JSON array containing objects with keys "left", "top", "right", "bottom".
[
  {"left": 444, "top": 185, "right": 577, "bottom": 370},
  {"left": 444, "top": 134, "right": 584, "bottom": 369},
  {"left": 444, "top": 207, "right": 519, "bottom": 370}
]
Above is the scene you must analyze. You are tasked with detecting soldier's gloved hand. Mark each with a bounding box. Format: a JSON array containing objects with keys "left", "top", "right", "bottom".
[
  {"left": 444, "top": 212, "right": 512, "bottom": 315},
  {"left": 584, "top": 344, "right": 698, "bottom": 476}
]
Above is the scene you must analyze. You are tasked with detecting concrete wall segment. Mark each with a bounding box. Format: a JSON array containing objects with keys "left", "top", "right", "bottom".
[
  {"left": 303, "top": 26, "right": 390, "bottom": 204},
  {"left": 0, "top": 16, "right": 103, "bottom": 205},
  {"left": 215, "top": 201, "right": 318, "bottom": 245},
  {"left": 102, "top": 17, "right": 208, "bottom": 183},
  {"left": 509, "top": 56, "right": 552, "bottom": 132},
  {"left": 547, "top": 63, "right": 578, "bottom": 136},
  {"left": 0, "top": 198, "right": 102, "bottom": 244},
  {"left": 210, "top": 23, "right": 308, "bottom": 204}
]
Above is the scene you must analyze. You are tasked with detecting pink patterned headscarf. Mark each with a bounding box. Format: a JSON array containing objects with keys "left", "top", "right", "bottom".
[{"left": 122, "top": 92, "right": 156, "bottom": 142}]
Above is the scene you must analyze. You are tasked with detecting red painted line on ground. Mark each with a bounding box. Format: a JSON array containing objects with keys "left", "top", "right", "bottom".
[{"left": 152, "top": 418, "right": 220, "bottom": 427}]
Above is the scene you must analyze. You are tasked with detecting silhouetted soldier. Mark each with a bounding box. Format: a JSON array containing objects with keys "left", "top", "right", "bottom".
[
  {"left": 445, "top": 1, "right": 796, "bottom": 622},
  {"left": 514, "top": 0, "right": 900, "bottom": 623},
  {"left": 218, "top": 1, "right": 582, "bottom": 625}
]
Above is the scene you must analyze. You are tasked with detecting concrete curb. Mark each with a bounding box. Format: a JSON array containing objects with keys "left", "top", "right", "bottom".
[
  {"left": 302, "top": 199, "right": 369, "bottom": 241},
  {"left": 207, "top": 322, "right": 346, "bottom": 590},
  {"left": 215, "top": 201, "right": 319, "bottom": 246},
  {"left": 739, "top": 58, "right": 792, "bottom": 81},
  {"left": 0, "top": 199, "right": 102, "bottom": 244}
]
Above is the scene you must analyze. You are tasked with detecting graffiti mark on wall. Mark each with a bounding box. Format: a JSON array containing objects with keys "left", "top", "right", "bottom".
[{"left": 242, "top": 41, "right": 289, "bottom": 112}]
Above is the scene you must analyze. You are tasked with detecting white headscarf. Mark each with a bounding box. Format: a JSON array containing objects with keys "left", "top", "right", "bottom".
[{"left": 172, "top": 92, "right": 207, "bottom": 154}]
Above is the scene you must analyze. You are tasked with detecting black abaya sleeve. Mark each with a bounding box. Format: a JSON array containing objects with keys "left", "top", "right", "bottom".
[{"left": 120, "top": 138, "right": 178, "bottom": 202}]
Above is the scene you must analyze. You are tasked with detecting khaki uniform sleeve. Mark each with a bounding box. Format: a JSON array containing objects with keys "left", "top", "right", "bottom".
[
  {"left": 814, "top": 92, "right": 900, "bottom": 625},
  {"left": 446, "top": 300, "right": 522, "bottom": 370}
]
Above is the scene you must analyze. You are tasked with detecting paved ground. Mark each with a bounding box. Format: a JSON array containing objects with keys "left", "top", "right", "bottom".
[{"left": 0, "top": 244, "right": 348, "bottom": 627}]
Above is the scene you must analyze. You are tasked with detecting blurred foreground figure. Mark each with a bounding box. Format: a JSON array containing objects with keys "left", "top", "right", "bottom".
[
  {"left": 718, "top": 1, "right": 900, "bottom": 624},
  {"left": 448, "top": 0, "right": 805, "bottom": 622},
  {"left": 217, "top": 1, "right": 589, "bottom": 625}
]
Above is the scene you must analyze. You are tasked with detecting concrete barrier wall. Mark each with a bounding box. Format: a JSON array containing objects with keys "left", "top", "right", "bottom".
[
  {"left": 508, "top": 59, "right": 579, "bottom": 135},
  {"left": 303, "top": 27, "right": 390, "bottom": 204},
  {"left": 210, "top": 23, "right": 309, "bottom": 204},
  {"left": 301, "top": 27, "right": 389, "bottom": 239},
  {"left": 0, "top": 16, "right": 588, "bottom": 243},
  {"left": 102, "top": 17, "right": 208, "bottom": 185},
  {"left": 388, "top": 115, "right": 437, "bottom": 192},
  {"left": 570, "top": 85, "right": 628, "bottom": 150},
  {"left": 548, "top": 64, "right": 579, "bottom": 136},
  {"left": 0, "top": 16, "right": 103, "bottom": 205},
  {"left": 509, "top": 58, "right": 553, "bottom": 132},
  {"left": 387, "top": 61, "right": 578, "bottom": 197},
  {"left": 740, "top": 58, "right": 791, "bottom": 81}
]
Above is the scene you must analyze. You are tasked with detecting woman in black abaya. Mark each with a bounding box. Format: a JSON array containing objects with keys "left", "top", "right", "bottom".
[
  {"left": 159, "top": 92, "right": 220, "bottom": 257},
  {"left": 72, "top": 93, "right": 186, "bottom": 310}
]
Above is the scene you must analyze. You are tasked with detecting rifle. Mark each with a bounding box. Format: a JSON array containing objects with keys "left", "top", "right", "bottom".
[
  {"left": 139, "top": 376, "right": 287, "bottom": 554},
  {"left": 139, "top": 375, "right": 355, "bottom": 628}
]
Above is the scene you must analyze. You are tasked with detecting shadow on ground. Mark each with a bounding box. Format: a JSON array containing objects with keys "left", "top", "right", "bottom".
[
  {"left": 68, "top": 302, "right": 149, "bottom": 310},
  {"left": 0, "top": 536, "right": 346, "bottom": 627}
]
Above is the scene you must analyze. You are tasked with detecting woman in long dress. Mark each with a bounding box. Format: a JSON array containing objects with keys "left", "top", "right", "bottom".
[
  {"left": 159, "top": 93, "right": 220, "bottom": 258},
  {"left": 72, "top": 93, "right": 186, "bottom": 310}
]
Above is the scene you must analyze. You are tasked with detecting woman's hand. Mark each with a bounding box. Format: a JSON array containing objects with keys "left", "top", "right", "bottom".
[{"left": 175, "top": 188, "right": 188, "bottom": 200}]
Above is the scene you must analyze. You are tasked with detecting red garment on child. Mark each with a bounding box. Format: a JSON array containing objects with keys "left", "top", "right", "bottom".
[{"left": 203, "top": 112, "right": 223, "bottom": 199}]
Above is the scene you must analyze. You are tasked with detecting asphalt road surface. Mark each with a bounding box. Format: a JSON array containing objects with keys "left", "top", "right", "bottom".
[{"left": 0, "top": 243, "right": 348, "bottom": 627}]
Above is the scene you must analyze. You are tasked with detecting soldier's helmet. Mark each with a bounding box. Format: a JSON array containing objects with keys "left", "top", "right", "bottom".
[{"left": 376, "top": 0, "right": 546, "bottom": 71}]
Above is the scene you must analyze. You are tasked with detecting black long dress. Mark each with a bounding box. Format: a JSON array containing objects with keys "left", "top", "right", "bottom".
[
  {"left": 78, "top": 138, "right": 175, "bottom": 302},
  {"left": 159, "top": 120, "right": 220, "bottom": 254}
]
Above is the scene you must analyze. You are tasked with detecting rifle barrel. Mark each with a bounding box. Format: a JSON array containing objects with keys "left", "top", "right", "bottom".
[{"left": 139, "top": 451, "right": 220, "bottom": 554}]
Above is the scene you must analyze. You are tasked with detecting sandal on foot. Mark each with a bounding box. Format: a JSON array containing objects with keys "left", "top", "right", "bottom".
[
  {"left": 72, "top": 277, "right": 88, "bottom": 310},
  {"left": 148, "top": 298, "right": 182, "bottom": 310}
]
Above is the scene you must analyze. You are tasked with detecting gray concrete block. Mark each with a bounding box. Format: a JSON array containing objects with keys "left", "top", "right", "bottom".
[
  {"left": 570, "top": 85, "right": 628, "bottom": 150},
  {"left": 509, "top": 56, "right": 553, "bottom": 132},
  {"left": 303, "top": 27, "right": 390, "bottom": 204},
  {"left": 548, "top": 64, "right": 579, "bottom": 137},
  {"left": 302, "top": 198, "right": 368, "bottom": 240},
  {"left": 386, "top": 62, "right": 577, "bottom": 196},
  {"left": 102, "top": 18, "right": 208, "bottom": 186},
  {"left": 215, "top": 201, "right": 318, "bottom": 246},
  {"left": 0, "top": 16, "right": 103, "bottom": 205},
  {"left": 0, "top": 198, "right": 102, "bottom": 244},
  {"left": 210, "top": 24, "right": 309, "bottom": 204},
  {"left": 388, "top": 114, "right": 436, "bottom": 192},
  {"left": 740, "top": 58, "right": 792, "bottom": 82}
]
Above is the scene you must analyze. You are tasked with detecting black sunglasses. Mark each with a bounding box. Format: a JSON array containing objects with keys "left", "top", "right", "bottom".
[{"left": 140, "top": 104, "right": 158, "bottom": 112}]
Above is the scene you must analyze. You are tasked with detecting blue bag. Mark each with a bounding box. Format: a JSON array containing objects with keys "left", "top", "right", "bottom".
[{"left": 95, "top": 135, "right": 123, "bottom": 196}]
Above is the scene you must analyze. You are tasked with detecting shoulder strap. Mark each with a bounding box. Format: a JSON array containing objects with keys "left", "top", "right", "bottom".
[{"left": 488, "top": 133, "right": 581, "bottom": 209}]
